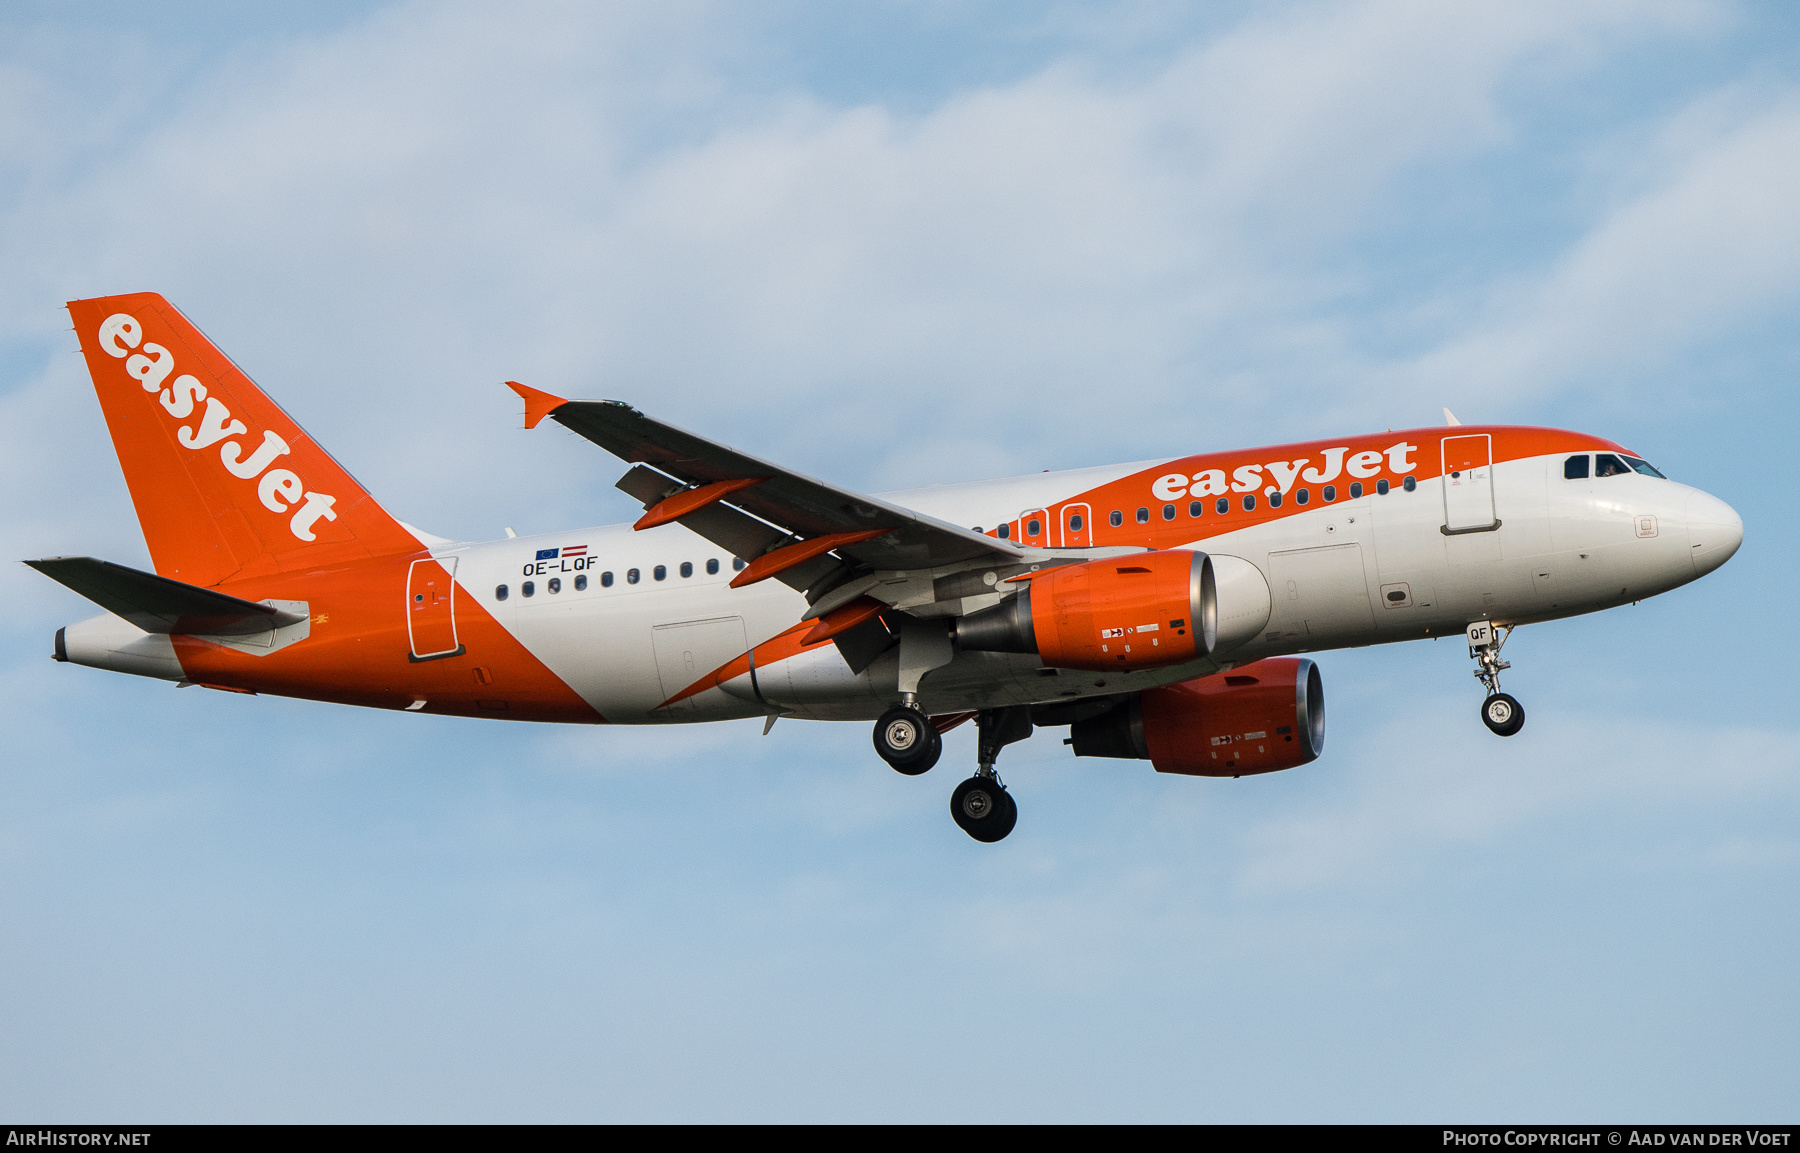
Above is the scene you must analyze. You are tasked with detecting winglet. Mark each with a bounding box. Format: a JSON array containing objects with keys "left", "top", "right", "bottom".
[
  {"left": 1443, "top": 407, "right": 1462, "bottom": 427},
  {"left": 507, "top": 381, "right": 570, "bottom": 430}
]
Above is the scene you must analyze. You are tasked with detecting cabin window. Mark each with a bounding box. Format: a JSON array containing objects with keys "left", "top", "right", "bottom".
[
  {"left": 680, "top": 561, "right": 693, "bottom": 578},
  {"left": 1242, "top": 494, "right": 1256, "bottom": 511},
  {"left": 1376, "top": 479, "right": 1390, "bottom": 495},
  {"left": 495, "top": 584, "right": 509, "bottom": 601},
  {"left": 1323, "top": 485, "right": 1336, "bottom": 502},
  {"left": 1027, "top": 518, "right": 1042, "bottom": 537},
  {"left": 547, "top": 577, "right": 561, "bottom": 594},
  {"left": 732, "top": 558, "right": 746, "bottom": 571},
  {"left": 1068, "top": 513, "right": 1083, "bottom": 531},
  {"left": 1564, "top": 455, "right": 1590, "bottom": 479},
  {"left": 1403, "top": 476, "right": 1416, "bottom": 492},
  {"left": 627, "top": 568, "right": 640, "bottom": 584},
  {"left": 575, "top": 574, "right": 587, "bottom": 591},
  {"left": 1269, "top": 491, "right": 1283, "bottom": 508},
  {"left": 601, "top": 571, "right": 615, "bottom": 588},
  {"left": 522, "top": 581, "right": 535, "bottom": 597},
  {"left": 997, "top": 523, "right": 1011, "bottom": 539},
  {"left": 1136, "top": 507, "right": 1149, "bottom": 524},
  {"left": 1109, "top": 510, "right": 1123, "bottom": 527},
  {"left": 1349, "top": 482, "right": 1363, "bottom": 498},
  {"left": 1295, "top": 488, "right": 1309, "bottom": 506},
  {"left": 706, "top": 558, "right": 720, "bottom": 575},
  {"left": 654, "top": 564, "right": 667, "bottom": 581},
  {"left": 1162, "top": 504, "right": 1176, "bottom": 521},
  {"left": 1188, "top": 501, "right": 1203, "bottom": 518},
  {"left": 1623, "top": 456, "right": 1666, "bottom": 479},
  {"left": 1596, "top": 453, "right": 1631, "bottom": 477},
  {"left": 1216, "top": 497, "right": 1229, "bottom": 515}
]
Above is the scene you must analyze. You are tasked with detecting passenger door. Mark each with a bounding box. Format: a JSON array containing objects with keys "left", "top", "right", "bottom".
[
  {"left": 406, "top": 557, "right": 463, "bottom": 661},
  {"left": 1441, "top": 434, "right": 1498, "bottom": 534}
]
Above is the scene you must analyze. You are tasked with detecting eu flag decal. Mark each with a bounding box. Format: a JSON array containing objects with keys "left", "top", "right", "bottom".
[{"left": 536, "top": 547, "right": 560, "bottom": 560}]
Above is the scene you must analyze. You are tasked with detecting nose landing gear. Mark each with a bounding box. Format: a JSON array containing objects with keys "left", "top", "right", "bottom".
[
  {"left": 1468, "top": 621, "right": 1525, "bottom": 736},
  {"left": 1482, "top": 692, "right": 1524, "bottom": 736},
  {"left": 949, "top": 705, "right": 1032, "bottom": 842}
]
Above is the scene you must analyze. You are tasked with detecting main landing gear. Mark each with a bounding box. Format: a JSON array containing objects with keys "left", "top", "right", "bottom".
[
  {"left": 871, "top": 700, "right": 1033, "bottom": 842},
  {"left": 950, "top": 706, "right": 1032, "bottom": 843},
  {"left": 873, "top": 696, "right": 941, "bottom": 775},
  {"left": 1467, "top": 621, "right": 1525, "bottom": 737},
  {"left": 871, "top": 697, "right": 943, "bottom": 777}
]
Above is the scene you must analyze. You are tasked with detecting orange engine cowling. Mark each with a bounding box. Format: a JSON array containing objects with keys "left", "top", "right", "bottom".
[
  {"left": 955, "top": 550, "right": 1218, "bottom": 673},
  {"left": 1067, "top": 657, "right": 1324, "bottom": 776}
]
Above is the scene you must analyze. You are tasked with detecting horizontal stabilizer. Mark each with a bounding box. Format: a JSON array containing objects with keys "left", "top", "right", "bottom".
[{"left": 25, "top": 556, "right": 305, "bottom": 636}]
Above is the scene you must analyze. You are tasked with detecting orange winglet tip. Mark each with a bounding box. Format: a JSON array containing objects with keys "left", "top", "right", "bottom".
[
  {"left": 634, "top": 477, "right": 769, "bottom": 531},
  {"left": 506, "top": 380, "right": 570, "bottom": 430},
  {"left": 800, "top": 596, "right": 887, "bottom": 646},
  {"left": 729, "top": 529, "right": 894, "bottom": 589}
]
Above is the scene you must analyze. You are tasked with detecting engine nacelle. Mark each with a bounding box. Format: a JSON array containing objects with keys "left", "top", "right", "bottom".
[
  {"left": 955, "top": 550, "right": 1217, "bottom": 673},
  {"left": 1068, "top": 657, "right": 1324, "bottom": 776}
]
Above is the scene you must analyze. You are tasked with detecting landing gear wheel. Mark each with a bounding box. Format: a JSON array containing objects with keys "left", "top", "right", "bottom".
[
  {"left": 874, "top": 706, "right": 941, "bottom": 775},
  {"left": 951, "top": 776, "right": 1017, "bottom": 843},
  {"left": 1481, "top": 692, "right": 1525, "bottom": 737}
]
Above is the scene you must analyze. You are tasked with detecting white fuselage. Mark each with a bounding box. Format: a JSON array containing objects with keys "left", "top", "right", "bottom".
[{"left": 432, "top": 451, "right": 1739, "bottom": 724}]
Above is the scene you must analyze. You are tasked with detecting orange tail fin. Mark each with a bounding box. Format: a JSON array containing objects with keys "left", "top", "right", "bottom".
[{"left": 67, "top": 292, "right": 420, "bottom": 586}]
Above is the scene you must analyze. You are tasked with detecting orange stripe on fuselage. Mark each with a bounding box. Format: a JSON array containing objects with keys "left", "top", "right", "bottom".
[
  {"left": 670, "top": 427, "right": 1624, "bottom": 698},
  {"left": 168, "top": 552, "right": 604, "bottom": 723},
  {"left": 994, "top": 425, "right": 1625, "bottom": 550},
  {"left": 658, "top": 619, "right": 830, "bottom": 709}
]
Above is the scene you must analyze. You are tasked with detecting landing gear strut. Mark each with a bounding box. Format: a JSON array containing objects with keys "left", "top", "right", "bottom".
[
  {"left": 1467, "top": 621, "right": 1525, "bottom": 737},
  {"left": 874, "top": 694, "right": 941, "bottom": 775},
  {"left": 950, "top": 706, "right": 1031, "bottom": 843}
]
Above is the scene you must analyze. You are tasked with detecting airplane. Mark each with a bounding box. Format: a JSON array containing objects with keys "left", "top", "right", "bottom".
[{"left": 28, "top": 292, "right": 1744, "bottom": 843}]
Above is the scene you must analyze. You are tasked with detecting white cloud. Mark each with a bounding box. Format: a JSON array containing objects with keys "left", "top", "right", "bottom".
[
  {"left": 1398, "top": 93, "right": 1800, "bottom": 409},
  {"left": 3, "top": 2, "right": 1797, "bottom": 1120},
  {"left": 0, "top": 0, "right": 1750, "bottom": 548},
  {"left": 1234, "top": 709, "right": 1800, "bottom": 894}
]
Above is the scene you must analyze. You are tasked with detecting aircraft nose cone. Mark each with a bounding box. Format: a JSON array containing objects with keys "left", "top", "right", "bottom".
[{"left": 1687, "top": 490, "right": 1743, "bottom": 578}]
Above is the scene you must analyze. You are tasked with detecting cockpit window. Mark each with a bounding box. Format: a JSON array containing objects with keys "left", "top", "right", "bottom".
[
  {"left": 1623, "top": 456, "right": 1666, "bottom": 479},
  {"left": 1595, "top": 453, "right": 1631, "bottom": 477},
  {"left": 1564, "top": 455, "right": 1590, "bottom": 479}
]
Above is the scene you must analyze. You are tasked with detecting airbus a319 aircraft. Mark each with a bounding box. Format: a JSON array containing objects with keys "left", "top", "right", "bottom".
[{"left": 31, "top": 293, "right": 1744, "bottom": 842}]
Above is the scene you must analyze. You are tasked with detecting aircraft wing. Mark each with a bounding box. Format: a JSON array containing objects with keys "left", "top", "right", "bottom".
[{"left": 508, "top": 384, "right": 1025, "bottom": 585}]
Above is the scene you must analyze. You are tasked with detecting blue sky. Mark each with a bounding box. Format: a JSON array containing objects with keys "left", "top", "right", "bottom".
[{"left": 2, "top": 0, "right": 1795, "bottom": 1121}]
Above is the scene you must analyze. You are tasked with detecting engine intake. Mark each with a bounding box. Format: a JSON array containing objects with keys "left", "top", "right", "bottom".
[
  {"left": 1069, "top": 657, "right": 1324, "bottom": 776},
  {"left": 956, "top": 550, "right": 1217, "bottom": 673}
]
